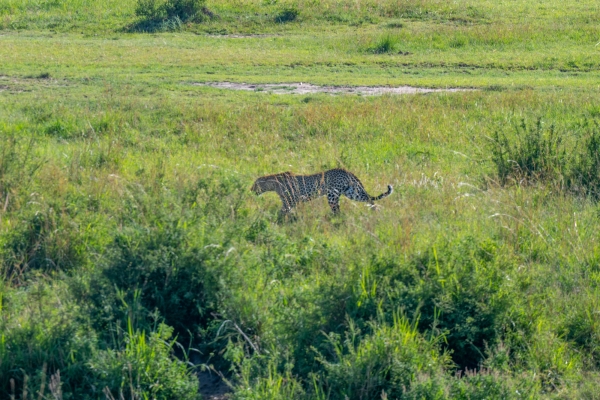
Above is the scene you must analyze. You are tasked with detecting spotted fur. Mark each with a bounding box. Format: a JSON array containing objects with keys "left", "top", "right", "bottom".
[{"left": 251, "top": 168, "right": 393, "bottom": 215}]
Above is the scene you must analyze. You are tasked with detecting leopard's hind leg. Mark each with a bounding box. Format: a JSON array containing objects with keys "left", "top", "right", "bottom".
[{"left": 343, "top": 184, "right": 373, "bottom": 205}]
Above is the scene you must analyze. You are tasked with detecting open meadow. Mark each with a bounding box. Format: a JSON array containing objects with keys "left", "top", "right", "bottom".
[{"left": 1, "top": 0, "right": 600, "bottom": 398}]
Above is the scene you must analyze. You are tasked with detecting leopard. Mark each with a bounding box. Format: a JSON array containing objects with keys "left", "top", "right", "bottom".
[{"left": 251, "top": 168, "right": 393, "bottom": 215}]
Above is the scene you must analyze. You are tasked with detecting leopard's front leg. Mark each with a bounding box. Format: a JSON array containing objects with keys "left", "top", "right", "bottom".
[
  {"left": 278, "top": 193, "right": 296, "bottom": 215},
  {"left": 327, "top": 190, "right": 341, "bottom": 214}
]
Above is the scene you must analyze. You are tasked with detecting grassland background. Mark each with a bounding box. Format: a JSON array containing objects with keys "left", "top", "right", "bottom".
[{"left": 1, "top": 0, "right": 600, "bottom": 399}]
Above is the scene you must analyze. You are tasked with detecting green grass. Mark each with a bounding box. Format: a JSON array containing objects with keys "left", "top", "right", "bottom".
[{"left": 2, "top": 0, "right": 600, "bottom": 398}]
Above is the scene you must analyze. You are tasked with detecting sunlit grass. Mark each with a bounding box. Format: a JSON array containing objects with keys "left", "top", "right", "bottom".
[{"left": 2, "top": 0, "right": 600, "bottom": 397}]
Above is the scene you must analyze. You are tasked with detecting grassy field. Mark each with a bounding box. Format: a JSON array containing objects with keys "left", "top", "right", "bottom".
[{"left": 2, "top": 0, "right": 600, "bottom": 399}]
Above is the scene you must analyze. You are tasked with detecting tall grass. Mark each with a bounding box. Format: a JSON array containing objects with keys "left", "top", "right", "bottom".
[
  {"left": 131, "top": 0, "right": 209, "bottom": 32},
  {"left": 489, "top": 118, "right": 567, "bottom": 186},
  {"left": 2, "top": 40, "right": 600, "bottom": 398},
  {"left": 368, "top": 34, "right": 401, "bottom": 54},
  {"left": 1, "top": 0, "right": 599, "bottom": 36},
  {"left": 488, "top": 117, "right": 600, "bottom": 198}
]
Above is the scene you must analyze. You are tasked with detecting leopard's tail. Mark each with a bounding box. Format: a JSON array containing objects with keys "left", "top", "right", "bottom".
[{"left": 371, "top": 185, "right": 393, "bottom": 201}]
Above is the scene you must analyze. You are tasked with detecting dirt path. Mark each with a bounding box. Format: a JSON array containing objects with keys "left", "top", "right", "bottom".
[
  {"left": 198, "top": 369, "right": 231, "bottom": 400},
  {"left": 189, "top": 351, "right": 231, "bottom": 400},
  {"left": 194, "top": 82, "right": 473, "bottom": 95}
]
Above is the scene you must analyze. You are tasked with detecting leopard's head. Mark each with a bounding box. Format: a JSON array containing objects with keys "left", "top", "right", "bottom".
[
  {"left": 250, "top": 177, "right": 270, "bottom": 195},
  {"left": 251, "top": 172, "right": 292, "bottom": 195}
]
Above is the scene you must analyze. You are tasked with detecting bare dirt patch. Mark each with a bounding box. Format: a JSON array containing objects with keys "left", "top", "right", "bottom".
[
  {"left": 208, "top": 34, "right": 279, "bottom": 39},
  {"left": 198, "top": 369, "right": 231, "bottom": 400},
  {"left": 190, "top": 352, "right": 231, "bottom": 400},
  {"left": 194, "top": 82, "right": 473, "bottom": 95},
  {"left": 0, "top": 75, "right": 68, "bottom": 93},
  {"left": 0, "top": 83, "right": 28, "bottom": 94}
]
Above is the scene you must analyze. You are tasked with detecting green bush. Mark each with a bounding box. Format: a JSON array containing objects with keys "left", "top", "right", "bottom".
[
  {"left": 447, "top": 369, "right": 539, "bottom": 399},
  {"left": 560, "top": 298, "right": 600, "bottom": 368},
  {"left": 274, "top": 7, "right": 299, "bottom": 23},
  {"left": 318, "top": 313, "right": 451, "bottom": 400},
  {"left": 101, "top": 218, "right": 219, "bottom": 337},
  {"left": 86, "top": 172, "right": 247, "bottom": 346},
  {"left": 135, "top": 0, "right": 165, "bottom": 20},
  {"left": 44, "top": 119, "right": 77, "bottom": 139},
  {"left": 276, "top": 258, "right": 356, "bottom": 377},
  {"left": 489, "top": 118, "right": 566, "bottom": 186},
  {"left": 164, "top": 0, "right": 207, "bottom": 21},
  {"left": 369, "top": 34, "right": 400, "bottom": 54},
  {"left": 0, "top": 298, "right": 200, "bottom": 400},
  {"left": 2, "top": 208, "right": 86, "bottom": 284},
  {"left": 0, "top": 282, "right": 97, "bottom": 399},
  {"left": 134, "top": 0, "right": 208, "bottom": 24},
  {"left": 382, "top": 237, "right": 515, "bottom": 369},
  {"left": 567, "top": 120, "right": 600, "bottom": 198},
  {"left": 230, "top": 355, "right": 305, "bottom": 400},
  {"left": 489, "top": 117, "right": 600, "bottom": 198},
  {"left": 89, "top": 323, "right": 200, "bottom": 400}
]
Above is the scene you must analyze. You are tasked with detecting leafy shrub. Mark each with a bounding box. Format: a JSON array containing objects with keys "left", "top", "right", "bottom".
[
  {"left": 135, "top": 0, "right": 165, "bottom": 20},
  {"left": 489, "top": 117, "right": 600, "bottom": 198},
  {"left": 567, "top": 120, "right": 600, "bottom": 198},
  {"left": 402, "top": 368, "right": 539, "bottom": 400},
  {"left": 163, "top": 0, "right": 206, "bottom": 21},
  {"left": 369, "top": 34, "right": 400, "bottom": 54},
  {"left": 316, "top": 319, "right": 539, "bottom": 399},
  {"left": 489, "top": 118, "right": 566, "bottom": 186},
  {"left": 526, "top": 328, "right": 579, "bottom": 392},
  {"left": 88, "top": 172, "right": 246, "bottom": 341},
  {"left": 274, "top": 7, "right": 299, "bottom": 23},
  {"left": 2, "top": 208, "right": 86, "bottom": 284},
  {"left": 382, "top": 237, "right": 515, "bottom": 369},
  {"left": 44, "top": 119, "right": 78, "bottom": 138},
  {"left": 447, "top": 369, "right": 539, "bottom": 399},
  {"left": 0, "top": 282, "right": 97, "bottom": 399},
  {"left": 101, "top": 218, "right": 219, "bottom": 337},
  {"left": 318, "top": 313, "right": 451, "bottom": 400},
  {"left": 558, "top": 290, "right": 600, "bottom": 368},
  {"left": 135, "top": 0, "right": 207, "bottom": 23},
  {"left": 231, "top": 355, "right": 305, "bottom": 400},
  {"left": 279, "top": 261, "right": 355, "bottom": 377},
  {"left": 90, "top": 323, "right": 199, "bottom": 400}
]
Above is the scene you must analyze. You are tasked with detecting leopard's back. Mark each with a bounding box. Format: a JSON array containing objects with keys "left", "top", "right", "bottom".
[{"left": 288, "top": 172, "right": 326, "bottom": 201}]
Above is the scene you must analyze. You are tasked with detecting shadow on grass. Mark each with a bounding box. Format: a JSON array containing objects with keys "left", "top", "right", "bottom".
[
  {"left": 125, "top": 16, "right": 185, "bottom": 33},
  {"left": 124, "top": 0, "right": 214, "bottom": 33},
  {"left": 274, "top": 7, "right": 299, "bottom": 23}
]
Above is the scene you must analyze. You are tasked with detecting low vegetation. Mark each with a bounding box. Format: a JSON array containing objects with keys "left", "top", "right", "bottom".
[
  {"left": 489, "top": 118, "right": 600, "bottom": 197},
  {"left": 1, "top": 0, "right": 600, "bottom": 399},
  {"left": 368, "top": 34, "right": 402, "bottom": 54},
  {"left": 132, "top": 0, "right": 210, "bottom": 32}
]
